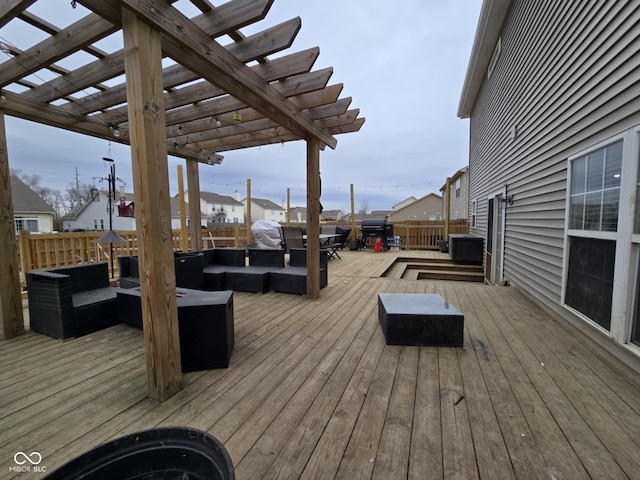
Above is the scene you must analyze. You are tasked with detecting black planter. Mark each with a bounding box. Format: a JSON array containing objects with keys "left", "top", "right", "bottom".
[{"left": 44, "top": 427, "right": 234, "bottom": 480}]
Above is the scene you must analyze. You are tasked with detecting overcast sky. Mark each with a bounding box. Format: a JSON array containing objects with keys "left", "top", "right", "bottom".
[{"left": 2, "top": 0, "right": 482, "bottom": 214}]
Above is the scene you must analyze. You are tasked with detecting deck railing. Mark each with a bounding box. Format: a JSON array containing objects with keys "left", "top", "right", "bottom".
[{"left": 17, "top": 220, "right": 468, "bottom": 280}]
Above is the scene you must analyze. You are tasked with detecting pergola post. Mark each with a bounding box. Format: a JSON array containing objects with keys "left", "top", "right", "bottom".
[
  {"left": 122, "top": 9, "right": 181, "bottom": 401},
  {"left": 445, "top": 176, "right": 451, "bottom": 238},
  {"left": 0, "top": 111, "right": 25, "bottom": 340},
  {"left": 186, "top": 158, "right": 203, "bottom": 251},
  {"left": 306, "top": 137, "right": 321, "bottom": 299}
]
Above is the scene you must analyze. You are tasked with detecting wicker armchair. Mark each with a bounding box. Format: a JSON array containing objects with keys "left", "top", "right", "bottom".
[{"left": 26, "top": 262, "right": 118, "bottom": 339}]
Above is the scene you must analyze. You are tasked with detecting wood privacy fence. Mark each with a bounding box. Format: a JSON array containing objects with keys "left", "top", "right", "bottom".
[{"left": 17, "top": 220, "right": 468, "bottom": 280}]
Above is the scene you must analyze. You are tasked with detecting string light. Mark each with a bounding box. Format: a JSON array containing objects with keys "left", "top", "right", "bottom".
[{"left": 233, "top": 111, "right": 242, "bottom": 125}]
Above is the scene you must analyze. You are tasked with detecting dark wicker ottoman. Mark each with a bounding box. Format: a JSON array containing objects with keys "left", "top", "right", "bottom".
[
  {"left": 378, "top": 293, "right": 464, "bottom": 347},
  {"left": 117, "top": 288, "right": 234, "bottom": 370}
]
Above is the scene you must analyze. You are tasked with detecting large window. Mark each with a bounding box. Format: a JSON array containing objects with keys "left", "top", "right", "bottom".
[
  {"left": 566, "top": 140, "right": 622, "bottom": 332},
  {"left": 569, "top": 140, "right": 622, "bottom": 232},
  {"left": 15, "top": 217, "right": 39, "bottom": 232}
]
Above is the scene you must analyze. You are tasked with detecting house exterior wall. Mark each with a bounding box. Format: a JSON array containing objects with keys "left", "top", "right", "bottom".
[
  {"left": 203, "top": 200, "right": 244, "bottom": 224},
  {"left": 63, "top": 195, "right": 136, "bottom": 231},
  {"left": 247, "top": 203, "right": 285, "bottom": 223},
  {"left": 464, "top": 0, "right": 640, "bottom": 368},
  {"left": 441, "top": 169, "right": 469, "bottom": 221},
  {"left": 14, "top": 212, "right": 54, "bottom": 233},
  {"left": 388, "top": 194, "right": 442, "bottom": 222}
]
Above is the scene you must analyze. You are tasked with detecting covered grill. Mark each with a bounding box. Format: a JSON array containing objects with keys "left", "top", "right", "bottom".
[{"left": 359, "top": 217, "right": 393, "bottom": 250}]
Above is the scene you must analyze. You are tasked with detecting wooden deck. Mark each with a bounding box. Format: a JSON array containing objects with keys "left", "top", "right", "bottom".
[{"left": 2, "top": 250, "right": 640, "bottom": 479}]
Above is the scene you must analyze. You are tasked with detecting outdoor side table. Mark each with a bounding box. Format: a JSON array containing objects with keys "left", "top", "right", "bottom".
[
  {"left": 117, "top": 287, "right": 234, "bottom": 371},
  {"left": 378, "top": 293, "right": 464, "bottom": 347}
]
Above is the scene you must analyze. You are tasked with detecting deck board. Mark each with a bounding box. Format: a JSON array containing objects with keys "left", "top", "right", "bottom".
[{"left": 1, "top": 250, "right": 640, "bottom": 479}]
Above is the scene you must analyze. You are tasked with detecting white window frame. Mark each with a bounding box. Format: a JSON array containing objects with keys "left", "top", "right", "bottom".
[
  {"left": 562, "top": 127, "right": 640, "bottom": 346},
  {"left": 14, "top": 216, "right": 39, "bottom": 233}
]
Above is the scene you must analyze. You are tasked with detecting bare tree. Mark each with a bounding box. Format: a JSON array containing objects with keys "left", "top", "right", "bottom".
[
  {"left": 65, "top": 182, "right": 95, "bottom": 214},
  {"left": 358, "top": 199, "right": 369, "bottom": 215}
]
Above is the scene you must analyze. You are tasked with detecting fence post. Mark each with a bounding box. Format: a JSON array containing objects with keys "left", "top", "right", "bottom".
[{"left": 19, "top": 230, "right": 31, "bottom": 276}]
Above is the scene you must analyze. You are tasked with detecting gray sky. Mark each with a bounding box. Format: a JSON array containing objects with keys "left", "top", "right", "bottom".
[{"left": 2, "top": 0, "right": 482, "bottom": 213}]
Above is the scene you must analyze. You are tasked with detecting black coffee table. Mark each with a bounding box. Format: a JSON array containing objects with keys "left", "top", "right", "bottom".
[
  {"left": 378, "top": 293, "right": 464, "bottom": 347},
  {"left": 117, "top": 287, "right": 234, "bottom": 371}
]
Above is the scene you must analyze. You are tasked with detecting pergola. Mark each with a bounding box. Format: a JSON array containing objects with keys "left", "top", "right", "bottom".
[{"left": 0, "top": 0, "right": 364, "bottom": 400}]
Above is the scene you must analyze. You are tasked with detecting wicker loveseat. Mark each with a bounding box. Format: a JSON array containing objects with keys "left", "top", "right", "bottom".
[{"left": 26, "top": 262, "right": 119, "bottom": 339}]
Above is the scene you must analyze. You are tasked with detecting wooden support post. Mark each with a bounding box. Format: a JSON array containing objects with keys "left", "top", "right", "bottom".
[
  {"left": 306, "top": 137, "right": 320, "bottom": 299},
  {"left": 350, "top": 183, "right": 356, "bottom": 239},
  {"left": 177, "top": 165, "right": 188, "bottom": 252},
  {"left": 19, "top": 230, "right": 31, "bottom": 278},
  {"left": 445, "top": 176, "right": 451, "bottom": 240},
  {"left": 122, "top": 9, "right": 181, "bottom": 401},
  {"left": 286, "top": 187, "right": 291, "bottom": 225},
  {"left": 0, "top": 111, "right": 25, "bottom": 339},
  {"left": 186, "top": 158, "right": 203, "bottom": 251},
  {"left": 246, "top": 178, "right": 252, "bottom": 244}
]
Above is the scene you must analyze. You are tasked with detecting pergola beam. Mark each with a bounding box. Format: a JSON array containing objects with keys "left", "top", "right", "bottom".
[
  {"left": 0, "top": 0, "right": 36, "bottom": 29},
  {"left": 162, "top": 69, "right": 335, "bottom": 133},
  {"left": 0, "top": 13, "right": 118, "bottom": 87},
  {"left": 0, "top": 89, "right": 221, "bottom": 163},
  {"left": 35, "top": 0, "right": 284, "bottom": 106},
  {"left": 115, "top": 0, "right": 336, "bottom": 149},
  {"left": 96, "top": 20, "right": 308, "bottom": 126}
]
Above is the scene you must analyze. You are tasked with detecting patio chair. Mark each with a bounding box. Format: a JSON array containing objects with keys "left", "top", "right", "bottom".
[
  {"left": 280, "top": 226, "right": 305, "bottom": 253},
  {"left": 26, "top": 262, "right": 119, "bottom": 339},
  {"left": 320, "top": 224, "right": 348, "bottom": 259},
  {"left": 269, "top": 248, "right": 328, "bottom": 295}
]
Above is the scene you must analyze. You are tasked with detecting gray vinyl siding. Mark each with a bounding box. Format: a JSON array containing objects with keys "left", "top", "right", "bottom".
[{"left": 468, "top": 0, "right": 640, "bottom": 309}]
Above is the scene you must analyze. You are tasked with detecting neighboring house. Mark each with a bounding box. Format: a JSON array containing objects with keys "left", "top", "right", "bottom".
[
  {"left": 387, "top": 193, "right": 442, "bottom": 222},
  {"left": 320, "top": 209, "right": 345, "bottom": 222},
  {"left": 62, "top": 190, "right": 136, "bottom": 231},
  {"left": 64, "top": 191, "right": 206, "bottom": 231},
  {"left": 169, "top": 197, "right": 194, "bottom": 230},
  {"left": 371, "top": 210, "right": 392, "bottom": 218},
  {"left": 11, "top": 175, "right": 55, "bottom": 233},
  {"left": 439, "top": 166, "right": 469, "bottom": 221},
  {"left": 342, "top": 212, "right": 391, "bottom": 222},
  {"left": 195, "top": 191, "right": 245, "bottom": 225},
  {"left": 392, "top": 196, "right": 418, "bottom": 211},
  {"left": 458, "top": 0, "right": 640, "bottom": 368},
  {"left": 243, "top": 197, "right": 286, "bottom": 223},
  {"left": 289, "top": 206, "right": 307, "bottom": 223}
]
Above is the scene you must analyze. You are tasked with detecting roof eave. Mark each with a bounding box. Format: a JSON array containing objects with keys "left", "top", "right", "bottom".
[{"left": 457, "top": 0, "right": 512, "bottom": 119}]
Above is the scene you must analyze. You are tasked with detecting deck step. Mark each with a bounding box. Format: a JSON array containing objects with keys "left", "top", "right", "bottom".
[
  {"left": 405, "top": 262, "right": 482, "bottom": 273},
  {"left": 416, "top": 269, "right": 484, "bottom": 282}
]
